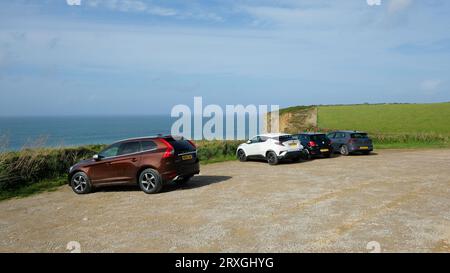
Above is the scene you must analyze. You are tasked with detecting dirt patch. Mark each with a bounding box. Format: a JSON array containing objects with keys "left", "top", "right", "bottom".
[{"left": 0, "top": 149, "right": 449, "bottom": 253}]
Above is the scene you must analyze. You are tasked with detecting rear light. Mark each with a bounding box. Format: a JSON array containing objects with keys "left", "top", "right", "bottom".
[
  {"left": 187, "top": 139, "right": 196, "bottom": 148},
  {"left": 159, "top": 138, "right": 174, "bottom": 158},
  {"left": 308, "top": 141, "right": 317, "bottom": 147}
]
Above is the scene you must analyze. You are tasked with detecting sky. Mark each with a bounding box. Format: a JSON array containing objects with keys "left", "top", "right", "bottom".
[{"left": 0, "top": 0, "right": 449, "bottom": 116}]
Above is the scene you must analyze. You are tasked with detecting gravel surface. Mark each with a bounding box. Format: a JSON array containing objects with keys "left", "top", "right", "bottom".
[{"left": 0, "top": 149, "right": 449, "bottom": 253}]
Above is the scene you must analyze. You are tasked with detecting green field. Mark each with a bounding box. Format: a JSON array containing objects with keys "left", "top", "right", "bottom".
[{"left": 317, "top": 103, "right": 450, "bottom": 134}]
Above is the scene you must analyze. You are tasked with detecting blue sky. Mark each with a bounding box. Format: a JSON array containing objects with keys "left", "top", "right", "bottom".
[{"left": 0, "top": 0, "right": 449, "bottom": 116}]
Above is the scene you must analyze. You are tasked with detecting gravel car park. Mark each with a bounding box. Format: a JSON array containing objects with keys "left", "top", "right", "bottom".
[{"left": 1, "top": 149, "right": 449, "bottom": 253}]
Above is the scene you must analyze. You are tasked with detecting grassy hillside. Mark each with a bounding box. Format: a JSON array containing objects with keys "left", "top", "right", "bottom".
[
  {"left": 317, "top": 103, "right": 450, "bottom": 134},
  {"left": 276, "top": 102, "right": 450, "bottom": 148}
]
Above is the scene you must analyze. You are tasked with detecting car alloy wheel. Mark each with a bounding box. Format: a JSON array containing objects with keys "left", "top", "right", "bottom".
[
  {"left": 340, "top": 145, "right": 349, "bottom": 156},
  {"left": 141, "top": 173, "right": 156, "bottom": 190},
  {"left": 139, "top": 168, "right": 163, "bottom": 194},
  {"left": 267, "top": 151, "right": 279, "bottom": 165},
  {"left": 71, "top": 172, "right": 91, "bottom": 194},
  {"left": 237, "top": 149, "right": 247, "bottom": 162}
]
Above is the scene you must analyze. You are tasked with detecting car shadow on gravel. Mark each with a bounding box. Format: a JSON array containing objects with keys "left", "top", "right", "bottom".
[
  {"left": 161, "top": 175, "right": 232, "bottom": 193},
  {"left": 93, "top": 175, "right": 232, "bottom": 193},
  {"left": 332, "top": 152, "right": 379, "bottom": 157},
  {"left": 244, "top": 159, "right": 308, "bottom": 165}
]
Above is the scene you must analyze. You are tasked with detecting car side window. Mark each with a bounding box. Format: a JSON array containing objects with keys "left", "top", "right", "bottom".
[
  {"left": 249, "top": 136, "right": 259, "bottom": 143},
  {"left": 300, "top": 135, "right": 308, "bottom": 142},
  {"left": 99, "top": 143, "right": 120, "bottom": 158},
  {"left": 327, "top": 133, "right": 335, "bottom": 139},
  {"left": 259, "top": 136, "right": 268, "bottom": 142},
  {"left": 117, "top": 141, "right": 141, "bottom": 156},
  {"left": 141, "top": 140, "right": 157, "bottom": 151},
  {"left": 336, "top": 133, "right": 346, "bottom": 139}
]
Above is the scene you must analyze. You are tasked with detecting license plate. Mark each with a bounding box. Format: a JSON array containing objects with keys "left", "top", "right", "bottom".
[
  {"left": 360, "top": 146, "right": 369, "bottom": 150},
  {"left": 289, "top": 143, "right": 297, "bottom": 147},
  {"left": 320, "top": 149, "right": 329, "bottom": 152},
  {"left": 182, "top": 154, "right": 193, "bottom": 160}
]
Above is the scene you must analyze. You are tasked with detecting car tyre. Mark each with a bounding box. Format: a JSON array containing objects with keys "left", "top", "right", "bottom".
[
  {"left": 302, "top": 149, "right": 312, "bottom": 160},
  {"left": 340, "top": 145, "right": 349, "bottom": 156},
  {"left": 70, "top": 172, "right": 92, "bottom": 194},
  {"left": 139, "top": 168, "right": 163, "bottom": 194},
  {"left": 237, "top": 149, "right": 247, "bottom": 162},
  {"left": 266, "top": 151, "right": 279, "bottom": 165}
]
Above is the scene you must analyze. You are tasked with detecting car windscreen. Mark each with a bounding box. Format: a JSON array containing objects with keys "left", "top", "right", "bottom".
[
  {"left": 164, "top": 137, "right": 195, "bottom": 151},
  {"left": 350, "top": 133, "right": 368, "bottom": 138}
]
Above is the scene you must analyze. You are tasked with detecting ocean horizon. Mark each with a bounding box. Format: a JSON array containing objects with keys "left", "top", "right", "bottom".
[
  {"left": 0, "top": 115, "right": 262, "bottom": 151},
  {"left": 0, "top": 115, "right": 173, "bottom": 151}
]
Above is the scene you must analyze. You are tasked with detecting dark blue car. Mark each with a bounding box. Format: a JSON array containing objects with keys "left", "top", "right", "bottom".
[{"left": 327, "top": 131, "right": 373, "bottom": 155}]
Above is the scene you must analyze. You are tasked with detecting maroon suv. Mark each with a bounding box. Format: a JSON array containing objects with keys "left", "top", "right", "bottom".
[{"left": 68, "top": 135, "right": 200, "bottom": 194}]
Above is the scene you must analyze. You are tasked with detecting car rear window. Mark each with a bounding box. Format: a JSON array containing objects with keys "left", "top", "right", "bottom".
[
  {"left": 351, "top": 133, "right": 368, "bottom": 138},
  {"left": 274, "top": 135, "right": 293, "bottom": 142},
  {"left": 164, "top": 137, "right": 195, "bottom": 151},
  {"left": 294, "top": 135, "right": 309, "bottom": 142},
  {"left": 309, "top": 134, "right": 328, "bottom": 142}
]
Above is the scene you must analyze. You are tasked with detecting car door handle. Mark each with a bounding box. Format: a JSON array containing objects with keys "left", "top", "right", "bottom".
[{"left": 131, "top": 158, "right": 138, "bottom": 162}]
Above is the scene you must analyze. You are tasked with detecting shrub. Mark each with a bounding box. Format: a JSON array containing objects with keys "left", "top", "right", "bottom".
[
  {"left": 0, "top": 145, "right": 104, "bottom": 191},
  {"left": 196, "top": 140, "right": 241, "bottom": 162}
]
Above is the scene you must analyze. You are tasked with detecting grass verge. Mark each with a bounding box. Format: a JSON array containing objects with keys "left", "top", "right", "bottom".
[
  {"left": 374, "top": 142, "right": 450, "bottom": 149},
  {"left": 0, "top": 176, "right": 66, "bottom": 201}
]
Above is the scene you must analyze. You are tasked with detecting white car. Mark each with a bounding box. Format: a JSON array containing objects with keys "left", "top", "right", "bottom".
[{"left": 236, "top": 133, "right": 304, "bottom": 165}]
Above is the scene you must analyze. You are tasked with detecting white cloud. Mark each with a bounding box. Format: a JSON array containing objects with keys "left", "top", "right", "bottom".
[
  {"left": 66, "top": 0, "right": 82, "bottom": 6},
  {"left": 388, "top": 0, "right": 413, "bottom": 13},
  {"left": 86, "top": 0, "right": 177, "bottom": 16},
  {"left": 84, "top": 0, "right": 226, "bottom": 21},
  {"left": 420, "top": 79, "right": 442, "bottom": 94}
]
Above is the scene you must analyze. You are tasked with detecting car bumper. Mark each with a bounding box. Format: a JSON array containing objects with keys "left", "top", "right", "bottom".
[
  {"left": 308, "top": 146, "right": 332, "bottom": 156},
  {"left": 278, "top": 150, "right": 302, "bottom": 159},
  {"left": 348, "top": 144, "right": 373, "bottom": 153},
  {"left": 161, "top": 160, "right": 200, "bottom": 181}
]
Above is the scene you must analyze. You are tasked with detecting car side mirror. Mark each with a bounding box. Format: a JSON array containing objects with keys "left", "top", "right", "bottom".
[
  {"left": 246, "top": 140, "right": 252, "bottom": 144},
  {"left": 93, "top": 154, "right": 101, "bottom": 161}
]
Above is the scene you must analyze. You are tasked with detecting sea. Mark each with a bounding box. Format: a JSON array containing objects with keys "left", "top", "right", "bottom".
[
  {"left": 0, "top": 115, "right": 261, "bottom": 151},
  {"left": 0, "top": 116, "right": 173, "bottom": 151}
]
